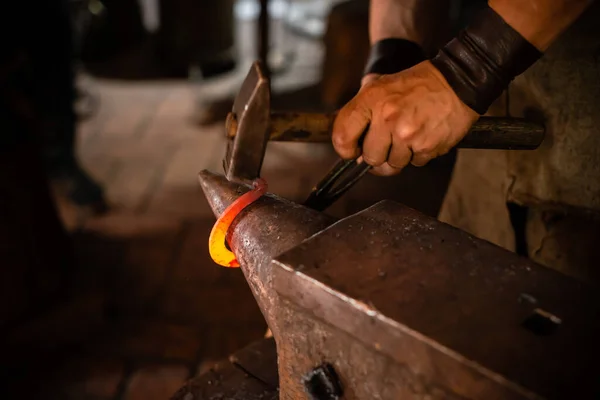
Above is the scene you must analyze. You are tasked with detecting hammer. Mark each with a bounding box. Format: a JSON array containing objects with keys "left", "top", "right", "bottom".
[{"left": 223, "top": 61, "right": 545, "bottom": 183}]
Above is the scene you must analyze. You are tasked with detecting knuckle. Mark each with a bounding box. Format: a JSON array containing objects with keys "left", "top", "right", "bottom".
[
  {"left": 394, "top": 122, "right": 419, "bottom": 141},
  {"left": 412, "top": 142, "right": 435, "bottom": 155},
  {"left": 331, "top": 132, "right": 349, "bottom": 148},
  {"left": 380, "top": 100, "right": 401, "bottom": 122},
  {"left": 332, "top": 136, "right": 355, "bottom": 158}
]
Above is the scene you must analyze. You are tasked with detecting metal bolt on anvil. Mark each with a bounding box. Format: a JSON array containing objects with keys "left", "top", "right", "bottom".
[{"left": 303, "top": 363, "right": 343, "bottom": 400}]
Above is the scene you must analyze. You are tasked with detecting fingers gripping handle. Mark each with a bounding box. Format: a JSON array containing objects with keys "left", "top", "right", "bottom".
[{"left": 304, "top": 117, "right": 544, "bottom": 211}]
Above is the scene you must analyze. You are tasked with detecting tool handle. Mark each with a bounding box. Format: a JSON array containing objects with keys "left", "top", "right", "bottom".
[
  {"left": 269, "top": 114, "right": 545, "bottom": 150},
  {"left": 302, "top": 117, "right": 544, "bottom": 212},
  {"left": 269, "top": 112, "right": 335, "bottom": 142},
  {"left": 457, "top": 117, "right": 544, "bottom": 150}
]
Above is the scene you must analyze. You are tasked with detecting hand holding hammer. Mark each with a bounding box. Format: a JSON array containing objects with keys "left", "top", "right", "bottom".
[{"left": 223, "top": 62, "right": 544, "bottom": 209}]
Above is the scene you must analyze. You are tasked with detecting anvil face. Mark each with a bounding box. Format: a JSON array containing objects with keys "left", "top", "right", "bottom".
[
  {"left": 199, "top": 170, "right": 600, "bottom": 400},
  {"left": 272, "top": 201, "right": 600, "bottom": 399}
]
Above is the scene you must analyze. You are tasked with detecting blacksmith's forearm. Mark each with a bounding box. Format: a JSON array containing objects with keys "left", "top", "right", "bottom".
[{"left": 489, "top": 0, "right": 594, "bottom": 50}]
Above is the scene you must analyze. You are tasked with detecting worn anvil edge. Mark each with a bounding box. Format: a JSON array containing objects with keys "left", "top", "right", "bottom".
[
  {"left": 271, "top": 200, "right": 546, "bottom": 399},
  {"left": 273, "top": 259, "right": 540, "bottom": 399}
]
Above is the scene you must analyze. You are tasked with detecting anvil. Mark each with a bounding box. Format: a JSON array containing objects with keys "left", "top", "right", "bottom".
[{"left": 171, "top": 171, "right": 600, "bottom": 400}]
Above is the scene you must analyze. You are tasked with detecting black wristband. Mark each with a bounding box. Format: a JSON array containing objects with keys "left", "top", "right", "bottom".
[
  {"left": 430, "top": 7, "right": 542, "bottom": 115},
  {"left": 364, "top": 38, "right": 425, "bottom": 76}
]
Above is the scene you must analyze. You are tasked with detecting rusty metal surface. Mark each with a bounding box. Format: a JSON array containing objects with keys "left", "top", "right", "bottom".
[
  {"left": 198, "top": 169, "right": 599, "bottom": 399},
  {"left": 272, "top": 200, "right": 600, "bottom": 399},
  {"left": 276, "top": 298, "right": 476, "bottom": 400},
  {"left": 171, "top": 338, "right": 278, "bottom": 400},
  {"left": 224, "top": 61, "right": 271, "bottom": 182},
  {"left": 198, "top": 169, "right": 335, "bottom": 339}
]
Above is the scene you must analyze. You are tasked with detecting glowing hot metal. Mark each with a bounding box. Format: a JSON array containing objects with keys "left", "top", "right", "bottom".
[{"left": 208, "top": 178, "right": 267, "bottom": 267}]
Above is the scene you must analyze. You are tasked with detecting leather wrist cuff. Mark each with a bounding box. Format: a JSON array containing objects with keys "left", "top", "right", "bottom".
[
  {"left": 364, "top": 38, "right": 425, "bottom": 76},
  {"left": 430, "top": 7, "right": 542, "bottom": 115}
]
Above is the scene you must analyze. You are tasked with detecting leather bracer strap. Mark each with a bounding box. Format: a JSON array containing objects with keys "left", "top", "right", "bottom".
[
  {"left": 364, "top": 38, "right": 425, "bottom": 76},
  {"left": 431, "top": 7, "right": 542, "bottom": 115}
]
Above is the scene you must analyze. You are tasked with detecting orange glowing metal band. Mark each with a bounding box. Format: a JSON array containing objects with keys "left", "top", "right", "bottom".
[{"left": 208, "top": 178, "right": 267, "bottom": 267}]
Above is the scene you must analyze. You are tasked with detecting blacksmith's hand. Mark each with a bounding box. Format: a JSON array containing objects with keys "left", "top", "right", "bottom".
[
  {"left": 333, "top": 0, "right": 592, "bottom": 177},
  {"left": 333, "top": 60, "right": 478, "bottom": 176}
]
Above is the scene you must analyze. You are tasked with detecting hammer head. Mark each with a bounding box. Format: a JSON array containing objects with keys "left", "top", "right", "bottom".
[{"left": 223, "top": 61, "right": 270, "bottom": 182}]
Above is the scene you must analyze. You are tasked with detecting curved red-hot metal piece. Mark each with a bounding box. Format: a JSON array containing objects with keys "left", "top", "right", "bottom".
[{"left": 208, "top": 178, "right": 268, "bottom": 267}]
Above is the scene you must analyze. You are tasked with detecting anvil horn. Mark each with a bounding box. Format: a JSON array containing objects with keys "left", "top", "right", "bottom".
[{"left": 198, "top": 170, "right": 335, "bottom": 336}]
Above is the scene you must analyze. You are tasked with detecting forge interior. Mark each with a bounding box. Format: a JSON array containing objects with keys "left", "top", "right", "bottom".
[{"left": 1, "top": 0, "right": 599, "bottom": 399}]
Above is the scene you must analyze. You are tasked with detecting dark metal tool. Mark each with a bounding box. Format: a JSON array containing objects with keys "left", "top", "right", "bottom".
[
  {"left": 304, "top": 116, "right": 546, "bottom": 211},
  {"left": 303, "top": 158, "right": 371, "bottom": 211}
]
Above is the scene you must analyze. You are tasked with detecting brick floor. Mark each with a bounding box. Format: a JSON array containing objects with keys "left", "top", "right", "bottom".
[
  {"left": 116, "top": 320, "right": 204, "bottom": 363},
  {"left": 56, "top": 358, "right": 124, "bottom": 400},
  {"left": 123, "top": 364, "right": 190, "bottom": 400}
]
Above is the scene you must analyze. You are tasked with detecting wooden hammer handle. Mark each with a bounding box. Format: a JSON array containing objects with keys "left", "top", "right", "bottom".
[
  {"left": 268, "top": 112, "right": 336, "bottom": 142},
  {"left": 268, "top": 112, "right": 545, "bottom": 150}
]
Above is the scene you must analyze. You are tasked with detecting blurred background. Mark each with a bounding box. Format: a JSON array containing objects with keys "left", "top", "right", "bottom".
[
  {"left": 0, "top": 0, "right": 456, "bottom": 398},
  {"left": 5, "top": 0, "right": 600, "bottom": 398},
  {"left": 0, "top": 1, "right": 363, "bottom": 399}
]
